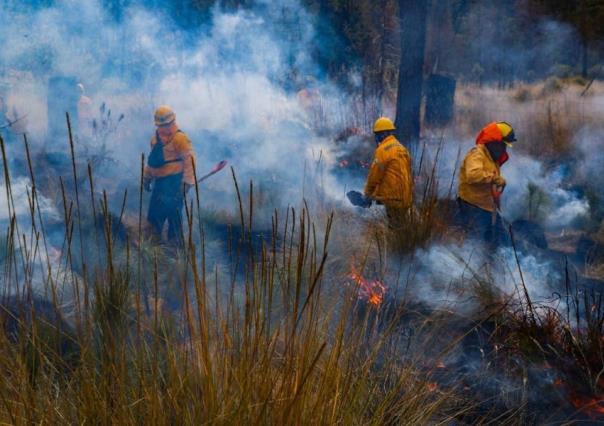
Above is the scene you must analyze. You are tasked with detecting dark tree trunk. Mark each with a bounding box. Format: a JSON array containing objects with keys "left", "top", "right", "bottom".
[
  {"left": 395, "top": 0, "right": 428, "bottom": 153},
  {"left": 582, "top": 37, "right": 589, "bottom": 78},
  {"left": 580, "top": 0, "right": 588, "bottom": 78}
]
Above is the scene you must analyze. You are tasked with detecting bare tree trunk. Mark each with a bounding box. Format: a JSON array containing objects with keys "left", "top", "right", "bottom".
[
  {"left": 376, "top": 0, "right": 389, "bottom": 114},
  {"left": 395, "top": 0, "right": 428, "bottom": 152},
  {"left": 580, "top": 0, "right": 588, "bottom": 78},
  {"left": 582, "top": 37, "right": 589, "bottom": 78}
]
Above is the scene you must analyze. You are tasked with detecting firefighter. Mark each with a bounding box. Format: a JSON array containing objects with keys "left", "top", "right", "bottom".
[
  {"left": 143, "top": 106, "right": 196, "bottom": 244},
  {"left": 364, "top": 117, "right": 413, "bottom": 230},
  {"left": 457, "top": 121, "right": 517, "bottom": 247}
]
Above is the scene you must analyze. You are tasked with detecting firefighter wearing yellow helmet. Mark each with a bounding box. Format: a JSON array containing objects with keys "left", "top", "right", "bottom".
[
  {"left": 143, "top": 106, "right": 197, "bottom": 244},
  {"left": 458, "top": 121, "right": 517, "bottom": 247},
  {"left": 364, "top": 117, "right": 413, "bottom": 230}
]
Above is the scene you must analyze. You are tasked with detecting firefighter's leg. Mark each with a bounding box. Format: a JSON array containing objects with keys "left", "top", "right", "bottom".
[
  {"left": 385, "top": 203, "right": 406, "bottom": 232},
  {"left": 147, "top": 192, "right": 168, "bottom": 239},
  {"left": 166, "top": 197, "right": 184, "bottom": 245},
  {"left": 459, "top": 200, "right": 491, "bottom": 243}
]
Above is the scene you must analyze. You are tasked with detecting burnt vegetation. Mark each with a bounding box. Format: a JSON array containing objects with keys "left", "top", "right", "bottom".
[{"left": 0, "top": 0, "right": 603, "bottom": 424}]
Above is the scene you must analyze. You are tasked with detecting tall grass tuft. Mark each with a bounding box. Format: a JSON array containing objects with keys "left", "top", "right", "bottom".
[{"left": 0, "top": 127, "right": 462, "bottom": 424}]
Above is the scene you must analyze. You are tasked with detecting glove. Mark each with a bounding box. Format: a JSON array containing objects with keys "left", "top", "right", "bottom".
[
  {"left": 361, "top": 195, "right": 372, "bottom": 208},
  {"left": 492, "top": 175, "right": 506, "bottom": 188},
  {"left": 347, "top": 191, "right": 372, "bottom": 208},
  {"left": 143, "top": 177, "right": 153, "bottom": 192}
]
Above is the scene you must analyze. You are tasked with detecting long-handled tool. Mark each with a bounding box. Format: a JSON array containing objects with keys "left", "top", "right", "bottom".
[
  {"left": 197, "top": 160, "right": 228, "bottom": 183},
  {"left": 491, "top": 183, "right": 505, "bottom": 225}
]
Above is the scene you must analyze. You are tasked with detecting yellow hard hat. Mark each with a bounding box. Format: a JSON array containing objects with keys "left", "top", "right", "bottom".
[
  {"left": 373, "top": 117, "right": 396, "bottom": 133},
  {"left": 154, "top": 105, "right": 176, "bottom": 127},
  {"left": 496, "top": 121, "right": 517, "bottom": 147}
]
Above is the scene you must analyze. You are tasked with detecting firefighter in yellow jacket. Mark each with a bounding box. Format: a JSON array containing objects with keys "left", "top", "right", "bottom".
[
  {"left": 143, "top": 106, "right": 196, "bottom": 243},
  {"left": 364, "top": 117, "right": 413, "bottom": 229},
  {"left": 458, "top": 121, "right": 517, "bottom": 246}
]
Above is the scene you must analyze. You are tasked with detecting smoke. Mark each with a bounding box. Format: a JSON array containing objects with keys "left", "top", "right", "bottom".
[
  {"left": 452, "top": 3, "right": 586, "bottom": 82},
  {"left": 0, "top": 0, "right": 355, "bottom": 219},
  {"left": 0, "top": 177, "right": 59, "bottom": 227},
  {"left": 402, "top": 240, "right": 564, "bottom": 314},
  {"left": 425, "top": 135, "right": 590, "bottom": 230},
  {"left": 502, "top": 154, "right": 589, "bottom": 229},
  {"left": 575, "top": 126, "right": 604, "bottom": 196}
]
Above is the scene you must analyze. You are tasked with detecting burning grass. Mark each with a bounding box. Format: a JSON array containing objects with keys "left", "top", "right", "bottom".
[
  {"left": 0, "top": 129, "right": 469, "bottom": 424},
  {"left": 1, "top": 99, "right": 604, "bottom": 423}
]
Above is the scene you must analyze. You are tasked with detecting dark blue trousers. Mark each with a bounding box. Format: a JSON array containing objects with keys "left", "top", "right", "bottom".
[
  {"left": 457, "top": 198, "right": 507, "bottom": 249},
  {"left": 148, "top": 173, "right": 184, "bottom": 243}
]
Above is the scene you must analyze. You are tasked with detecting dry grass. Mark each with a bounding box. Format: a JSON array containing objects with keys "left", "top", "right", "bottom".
[
  {"left": 0, "top": 127, "right": 468, "bottom": 424},
  {"left": 454, "top": 80, "right": 604, "bottom": 159},
  {"left": 1, "top": 75, "right": 603, "bottom": 423}
]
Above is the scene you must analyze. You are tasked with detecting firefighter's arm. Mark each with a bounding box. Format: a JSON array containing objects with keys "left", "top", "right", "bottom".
[
  {"left": 464, "top": 150, "right": 496, "bottom": 184},
  {"left": 175, "top": 136, "right": 196, "bottom": 185},
  {"left": 364, "top": 153, "right": 387, "bottom": 197}
]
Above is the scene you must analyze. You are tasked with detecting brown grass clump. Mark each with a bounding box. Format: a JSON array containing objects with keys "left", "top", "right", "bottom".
[
  {"left": 454, "top": 80, "right": 604, "bottom": 159},
  {"left": 0, "top": 128, "right": 467, "bottom": 424}
]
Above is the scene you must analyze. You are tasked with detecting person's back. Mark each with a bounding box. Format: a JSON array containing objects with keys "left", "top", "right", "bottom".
[
  {"left": 365, "top": 134, "right": 413, "bottom": 209},
  {"left": 364, "top": 117, "right": 414, "bottom": 232}
]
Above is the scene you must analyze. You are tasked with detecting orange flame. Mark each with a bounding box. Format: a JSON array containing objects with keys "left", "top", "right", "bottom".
[
  {"left": 349, "top": 265, "right": 387, "bottom": 307},
  {"left": 426, "top": 382, "right": 438, "bottom": 392},
  {"left": 570, "top": 393, "right": 604, "bottom": 418}
]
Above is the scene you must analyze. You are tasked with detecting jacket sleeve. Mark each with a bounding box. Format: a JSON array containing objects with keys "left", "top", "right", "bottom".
[
  {"left": 463, "top": 149, "right": 496, "bottom": 184},
  {"left": 364, "top": 151, "right": 386, "bottom": 197},
  {"left": 176, "top": 136, "right": 197, "bottom": 185}
]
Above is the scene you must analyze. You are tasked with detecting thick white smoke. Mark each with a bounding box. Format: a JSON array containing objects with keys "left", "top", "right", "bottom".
[
  {"left": 427, "top": 136, "right": 590, "bottom": 230},
  {"left": 0, "top": 0, "right": 352, "bottom": 214},
  {"left": 404, "top": 241, "right": 563, "bottom": 314},
  {"left": 502, "top": 154, "right": 589, "bottom": 229}
]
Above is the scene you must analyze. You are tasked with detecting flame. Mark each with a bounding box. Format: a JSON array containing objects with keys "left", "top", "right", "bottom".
[
  {"left": 570, "top": 393, "right": 604, "bottom": 418},
  {"left": 426, "top": 382, "right": 438, "bottom": 392},
  {"left": 349, "top": 265, "right": 387, "bottom": 307},
  {"left": 553, "top": 378, "right": 604, "bottom": 418}
]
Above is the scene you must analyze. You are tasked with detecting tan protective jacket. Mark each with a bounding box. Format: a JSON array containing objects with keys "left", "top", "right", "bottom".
[
  {"left": 458, "top": 144, "right": 500, "bottom": 212},
  {"left": 364, "top": 135, "right": 413, "bottom": 208},
  {"left": 144, "top": 131, "right": 196, "bottom": 185}
]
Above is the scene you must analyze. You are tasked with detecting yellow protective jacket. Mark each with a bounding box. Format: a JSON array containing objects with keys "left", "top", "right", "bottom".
[
  {"left": 458, "top": 144, "right": 501, "bottom": 212},
  {"left": 364, "top": 135, "right": 413, "bottom": 208},
  {"left": 144, "top": 130, "right": 196, "bottom": 185}
]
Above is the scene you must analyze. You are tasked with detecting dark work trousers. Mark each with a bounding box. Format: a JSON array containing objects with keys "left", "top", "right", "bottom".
[
  {"left": 385, "top": 203, "right": 408, "bottom": 232},
  {"left": 148, "top": 173, "right": 184, "bottom": 244},
  {"left": 457, "top": 198, "right": 507, "bottom": 249}
]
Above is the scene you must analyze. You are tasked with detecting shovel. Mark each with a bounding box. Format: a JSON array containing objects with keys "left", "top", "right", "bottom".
[{"left": 197, "top": 160, "right": 228, "bottom": 184}]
